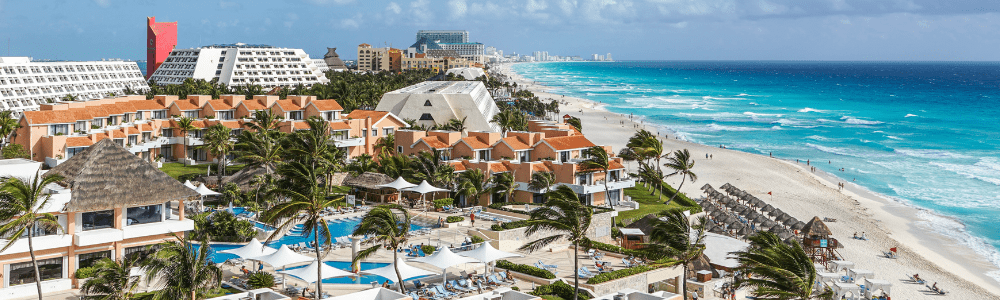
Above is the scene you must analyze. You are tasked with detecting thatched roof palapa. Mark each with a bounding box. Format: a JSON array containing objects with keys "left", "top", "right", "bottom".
[
  {"left": 801, "top": 216, "right": 832, "bottom": 237},
  {"left": 225, "top": 163, "right": 278, "bottom": 190},
  {"left": 342, "top": 172, "right": 394, "bottom": 189},
  {"left": 48, "top": 138, "right": 200, "bottom": 212}
]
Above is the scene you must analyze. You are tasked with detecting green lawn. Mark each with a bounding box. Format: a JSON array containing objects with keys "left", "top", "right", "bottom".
[
  {"left": 618, "top": 182, "right": 692, "bottom": 224},
  {"left": 159, "top": 163, "right": 246, "bottom": 180}
]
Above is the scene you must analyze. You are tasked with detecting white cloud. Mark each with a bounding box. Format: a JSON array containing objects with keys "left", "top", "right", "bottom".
[
  {"left": 409, "top": 0, "right": 433, "bottom": 24},
  {"left": 526, "top": 0, "right": 549, "bottom": 13},
  {"left": 386, "top": 2, "right": 402, "bottom": 14},
  {"left": 557, "top": 0, "right": 577, "bottom": 15},
  {"left": 338, "top": 13, "right": 363, "bottom": 29},
  {"left": 93, "top": 0, "right": 111, "bottom": 7},
  {"left": 670, "top": 21, "right": 688, "bottom": 28},
  {"left": 219, "top": 1, "right": 238, "bottom": 9},
  {"left": 449, "top": 0, "right": 468, "bottom": 18}
]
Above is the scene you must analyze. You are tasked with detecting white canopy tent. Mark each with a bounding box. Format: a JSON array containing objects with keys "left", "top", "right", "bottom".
[
  {"left": 402, "top": 180, "right": 449, "bottom": 213},
  {"left": 830, "top": 260, "right": 855, "bottom": 274},
  {"left": 250, "top": 245, "right": 313, "bottom": 269},
  {"left": 323, "top": 287, "right": 408, "bottom": 300},
  {"left": 457, "top": 242, "right": 522, "bottom": 274},
  {"left": 862, "top": 278, "right": 892, "bottom": 298},
  {"left": 195, "top": 183, "right": 221, "bottom": 196},
  {"left": 699, "top": 232, "right": 750, "bottom": 269},
  {"left": 410, "top": 246, "right": 479, "bottom": 285},
  {"left": 848, "top": 269, "right": 874, "bottom": 282},
  {"left": 377, "top": 177, "right": 417, "bottom": 205},
  {"left": 362, "top": 257, "right": 437, "bottom": 285},
  {"left": 219, "top": 238, "right": 277, "bottom": 259},
  {"left": 832, "top": 282, "right": 861, "bottom": 300},
  {"left": 184, "top": 180, "right": 198, "bottom": 190},
  {"left": 278, "top": 260, "right": 355, "bottom": 283},
  {"left": 815, "top": 272, "right": 841, "bottom": 290}
]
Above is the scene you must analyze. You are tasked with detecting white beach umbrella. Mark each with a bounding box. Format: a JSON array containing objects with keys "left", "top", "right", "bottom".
[
  {"left": 362, "top": 257, "right": 437, "bottom": 283},
  {"left": 377, "top": 177, "right": 417, "bottom": 204},
  {"left": 250, "top": 245, "right": 313, "bottom": 269},
  {"left": 456, "top": 242, "right": 522, "bottom": 274},
  {"left": 195, "top": 183, "right": 221, "bottom": 196},
  {"left": 219, "top": 238, "right": 277, "bottom": 258},
  {"left": 183, "top": 180, "right": 198, "bottom": 190},
  {"left": 402, "top": 180, "right": 449, "bottom": 211},
  {"left": 278, "top": 260, "right": 354, "bottom": 283},
  {"left": 410, "top": 246, "right": 479, "bottom": 285}
]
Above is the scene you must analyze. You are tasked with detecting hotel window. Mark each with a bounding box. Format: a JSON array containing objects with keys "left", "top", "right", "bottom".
[
  {"left": 478, "top": 149, "right": 490, "bottom": 160},
  {"left": 128, "top": 135, "right": 138, "bottom": 145},
  {"left": 288, "top": 111, "right": 303, "bottom": 120},
  {"left": 419, "top": 113, "right": 434, "bottom": 121},
  {"left": 107, "top": 116, "right": 118, "bottom": 125},
  {"left": 67, "top": 147, "right": 86, "bottom": 159},
  {"left": 184, "top": 111, "right": 199, "bottom": 119},
  {"left": 81, "top": 210, "right": 114, "bottom": 231},
  {"left": 49, "top": 124, "right": 70, "bottom": 136},
  {"left": 217, "top": 110, "right": 234, "bottom": 120},
  {"left": 384, "top": 128, "right": 393, "bottom": 136},
  {"left": 371, "top": 128, "right": 378, "bottom": 137},
  {"left": 192, "top": 130, "right": 203, "bottom": 138},
  {"left": 230, "top": 129, "right": 242, "bottom": 138},
  {"left": 142, "top": 132, "right": 152, "bottom": 142},
  {"left": 78, "top": 251, "right": 112, "bottom": 269},
  {"left": 124, "top": 245, "right": 160, "bottom": 262},
  {"left": 8, "top": 257, "right": 63, "bottom": 286},
  {"left": 161, "top": 128, "right": 173, "bottom": 137},
  {"left": 560, "top": 151, "right": 570, "bottom": 163},
  {"left": 323, "top": 111, "right": 335, "bottom": 121},
  {"left": 518, "top": 151, "right": 529, "bottom": 162},
  {"left": 123, "top": 113, "right": 131, "bottom": 123},
  {"left": 361, "top": 129, "right": 367, "bottom": 137},
  {"left": 127, "top": 204, "right": 162, "bottom": 225},
  {"left": 152, "top": 110, "right": 167, "bottom": 119},
  {"left": 161, "top": 146, "right": 173, "bottom": 160}
]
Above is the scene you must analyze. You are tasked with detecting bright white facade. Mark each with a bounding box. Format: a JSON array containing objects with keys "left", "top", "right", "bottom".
[
  {"left": 147, "top": 43, "right": 329, "bottom": 88},
  {"left": 377, "top": 81, "right": 500, "bottom": 132},
  {"left": 446, "top": 67, "right": 485, "bottom": 80},
  {"left": 0, "top": 57, "right": 148, "bottom": 114}
]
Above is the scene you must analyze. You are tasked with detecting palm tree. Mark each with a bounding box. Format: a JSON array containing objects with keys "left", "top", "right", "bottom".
[
  {"left": 579, "top": 146, "right": 615, "bottom": 209},
  {"left": 376, "top": 152, "right": 412, "bottom": 180},
  {"left": 374, "top": 133, "right": 395, "bottom": 155},
  {"left": 283, "top": 117, "right": 343, "bottom": 194},
  {"left": 626, "top": 130, "right": 664, "bottom": 197},
  {"left": 242, "top": 110, "right": 281, "bottom": 139},
  {"left": 175, "top": 117, "right": 198, "bottom": 162},
  {"left": 519, "top": 186, "right": 593, "bottom": 300},
  {"left": 565, "top": 116, "right": 582, "bottom": 132},
  {"left": 233, "top": 130, "right": 282, "bottom": 170},
  {"left": 142, "top": 233, "right": 222, "bottom": 300},
  {"left": 456, "top": 169, "right": 490, "bottom": 206},
  {"left": 490, "top": 171, "right": 516, "bottom": 203},
  {"left": 490, "top": 110, "right": 527, "bottom": 137},
  {"left": 199, "top": 124, "right": 234, "bottom": 184},
  {"left": 260, "top": 160, "right": 342, "bottom": 300},
  {"left": 663, "top": 149, "right": 697, "bottom": 204},
  {"left": 80, "top": 257, "right": 142, "bottom": 300},
  {"left": 527, "top": 171, "right": 555, "bottom": 203},
  {"left": 0, "top": 170, "right": 65, "bottom": 300},
  {"left": 731, "top": 232, "right": 826, "bottom": 300},
  {"left": 643, "top": 209, "right": 707, "bottom": 300},
  {"left": 410, "top": 150, "right": 456, "bottom": 190},
  {"left": 351, "top": 204, "right": 412, "bottom": 293},
  {"left": 0, "top": 110, "right": 19, "bottom": 149}
]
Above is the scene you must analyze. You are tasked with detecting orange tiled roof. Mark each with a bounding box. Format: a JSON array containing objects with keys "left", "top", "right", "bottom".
[
  {"left": 489, "top": 163, "right": 510, "bottom": 173},
  {"left": 330, "top": 121, "right": 351, "bottom": 130},
  {"left": 310, "top": 100, "right": 344, "bottom": 111},
  {"left": 173, "top": 100, "right": 200, "bottom": 110},
  {"left": 292, "top": 121, "right": 310, "bottom": 130},
  {"left": 459, "top": 137, "right": 489, "bottom": 149},
  {"left": 65, "top": 137, "right": 93, "bottom": 147},
  {"left": 22, "top": 110, "right": 92, "bottom": 125},
  {"left": 102, "top": 102, "right": 137, "bottom": 115},
  {"left": 109, "top": 129, "right": 127, "bottom": 138},
  {"left": 169, "top": 120, "right": 208, "bottom": 128},
  {"left": 274, "top": 100, "right": 302, "bottom": 111},
  {"left": 531, "top": 163, "right": 553, "bottom": 172},
  {"left": 207, "top": 100, "right": 234, "bottom": 110},
  {"left": 449, "top": 161, "right": 467, "bottom": 171},
  {"left": 219, "top": 121, "right": 241, "bottom": 129},
  {"left": 421, "top": 137, "right": 449, "bottom": 149},
  {"left": 130, "top": 100, "right": 167, "bottom": 110},
  {"left": 346, "top": 110, "right": 388, "bottom": 121},
  {"left": 609, "top": 160, "right": 625, "bottom": 170},
  {"left": 140, "top": 124, "right": 153, "bottom": 131},
  {"left": 500, "top": 137, "right": 531, "bottom": 150},
  {"left": 543, "top": 135, "right": 595, "bottom": 151},
  {"left": 240, "top": 100, "right": 267, "bottom": 110}
]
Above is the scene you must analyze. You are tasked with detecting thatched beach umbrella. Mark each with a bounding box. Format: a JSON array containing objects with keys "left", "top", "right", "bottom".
[
  {"left": 768, "top": 225, "right": 784, "bottom": 233},
  {"left": 801, "top": 216, "right": 833, "bottom": 238},
  {"left": 753, "top": 214, "right": 769, "bottom": 224},
  {"left": 710, "top": 226, "right": 726, "bottom": 234},
  {"left": 733, "top": 205, "right": 747, "bottom": 213},
  {"left": 778, "top": 231, "right": 793, "bottom": 240},
  {"left": 701, "top": 183, "right": 713, "bottom": 191},
  {"left": 776, "top": 214, "right": 790, "bottom": 223},
  {"left": 783, "top": 217, "right": 799, "bottom": 226},
  {"left": 737, "top": 227, "right": 750, "bottom": 236},
  {"left": 730, "top": 221, "right": 746, "bottom": 230},
  {"left": 792, "top": 221, "right": 806, "bottom": 231}
]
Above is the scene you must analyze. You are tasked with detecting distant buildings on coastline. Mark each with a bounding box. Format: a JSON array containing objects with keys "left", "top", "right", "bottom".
[{"left": 0, "top": 57, "right": 149, "bottom": 115}]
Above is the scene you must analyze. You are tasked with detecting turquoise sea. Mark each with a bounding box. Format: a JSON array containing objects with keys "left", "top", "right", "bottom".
[{"left": 512, "top": 61, "right": 1000, "bottom": 279}]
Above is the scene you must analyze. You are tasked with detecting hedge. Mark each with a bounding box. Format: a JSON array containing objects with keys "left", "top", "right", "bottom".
[
  {"left": 488, "top": 202, "right": 530, "bottom": 215},
  {"left": 74, "top": 266, "right": 97, "bottom": 279},
  {"left": 588, "top": 241, "right": 655, "bottom": 259},
  {"left": 531, "top": 281, "right": 591, "bottom": 300},
  {"left": 586, "top": 265, "right": 655, "bottom": 284},
  {"left": 470, "top": 235, "right": 484, "bottom": 244},
  {"left": 446, "top": 216, "right": 464, "bottom": 223},
  {"left": 490, "top": 220, "right": 530, "bottom": 231},
  {"left": 247, "top": 271, "right": 275, "bottom": 289},
  {"left": 434, "top": 198, "right": 454, "bottom": 209},
  {"left": 422, "top": 245, "right": 436, "bottom": 255},
  {"left": 495, "top": 259, "right": 556, "bottom": 279}
]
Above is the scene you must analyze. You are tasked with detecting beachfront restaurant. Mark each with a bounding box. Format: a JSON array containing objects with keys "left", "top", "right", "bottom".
[{"left": 0, "top": 139, "right": 199, "bottom": 299}]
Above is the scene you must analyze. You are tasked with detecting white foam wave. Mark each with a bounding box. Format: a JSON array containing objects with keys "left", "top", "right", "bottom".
[
  {"left": 905, "top": 114, "right": 918, "bottom": 118},
  {"left": 913, "top": 210, "right": 1000, "bottom": 283},
  {"left": 798, "top": 107, "right": 825, "bottom": 113},
  {"left": 705, "top": 123, "right": 769, "bottom": 132},
  {"left": 805, "top": 143, "right": 863, "bottom": 157},
  {"left": 841, "top": 116, "right": 884, "bottom": 125},
  {"left": 895, "top": 149, "right": 972, "bottom": 159},
  {"left": 887, "top": 136, "right": 903, "bottom": 140},
  {"left": 771, "top": 126, "right": 782, "bottom": 130},
  {"left": 930, "top": 160, "right": 1000, "bottom": 186},
  {"left": 743, "top": 111, "right": 784, "bottom": 118},
  {"left": 772, "top": 119, "right": 804, "bottom": 126},
  {"left": 806, "top": 135, "right": 831, "bottom": 141}
]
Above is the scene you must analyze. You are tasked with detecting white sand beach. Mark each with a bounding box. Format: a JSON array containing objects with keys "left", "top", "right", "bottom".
[{"left": 498, "top": 62, "right": 1000, "bottom": 300}]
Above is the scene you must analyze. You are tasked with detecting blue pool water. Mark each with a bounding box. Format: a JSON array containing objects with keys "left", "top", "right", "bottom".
[
  {"left": 282, "top": 261, "right": 428, "bottom": 284},
  {"left": 267, "top": 216, "right": 425, "bottom": 249},
  {"left": 513, "top": 61, "right": 1000, "bottom": 281},
  {"left": 193, "top": 244, "right": 243, "bottom": 264},
  {"left": 252, "top": 221, "right": 276, "bottom": 231}
]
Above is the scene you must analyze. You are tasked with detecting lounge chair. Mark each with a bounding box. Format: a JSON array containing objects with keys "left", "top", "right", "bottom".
[
  {"left": 577, "top": 268, "right": 593, "bottom": 279},
  {"left": 539, "top": 260, "right": 557, "bottom": 269},
  {"left": 497, "top": 271, "right": 516, "bottom": 284},
  {"left": 449, "top": 280, "right": 471, "bottom": 292},
  {"left": 581, "top": 267, "right": 597, "bottom": 277},
  {"left": 622, "top": 258, "right": 634, "bottom": 268},
  {"left": 433, "top": 285, "right": 458, "bottom": 299},
  {"left": 909, "top": 275, "right": 925, "bottom": 284}
]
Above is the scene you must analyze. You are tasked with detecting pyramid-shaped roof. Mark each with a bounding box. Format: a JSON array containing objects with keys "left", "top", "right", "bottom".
[
  {"left": 48, "top": 138, "right": 200, "bottom": 212},
  {"left": 800, "top": 216, "right": 832, "bottom": 238}
]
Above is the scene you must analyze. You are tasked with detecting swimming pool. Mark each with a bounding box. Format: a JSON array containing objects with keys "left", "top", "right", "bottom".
[
  {"left": 192, "top": 244, "right": 243, "bottom": 264},
  {"left": 252, "top": 221, "right": 276, "bottom": 231},
  {"left": 268, "top": 216, "right": 425, "bottom": 249}
]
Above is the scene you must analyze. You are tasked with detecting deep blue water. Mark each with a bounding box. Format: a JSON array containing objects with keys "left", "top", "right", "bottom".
[{"left": 513, "top": 61, "right": 1000, "bottom": 279}]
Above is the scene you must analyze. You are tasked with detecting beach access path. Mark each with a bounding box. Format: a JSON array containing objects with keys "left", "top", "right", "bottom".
[{"left": 498, "top": 62, "right": 1000, "bottom": 300}]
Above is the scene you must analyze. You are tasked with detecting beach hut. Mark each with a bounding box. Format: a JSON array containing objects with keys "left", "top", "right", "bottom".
[
  {"left": 343, "top": 172, "right": 396, "bottom": 203},
  {"left": 863, "top": 278, "right": 892, "bottom": 299},
  {"left": 831, "top": 260, "right": 855, "bottom": 274},
  {"left": 761, "top": 204, "right": 774, "bottom": 212},
  {"left": 803, "top": 217, "right": 840, "bottom": 267},
  {"left": 833, "top": 282, "right": 862, "bottom": 300}
]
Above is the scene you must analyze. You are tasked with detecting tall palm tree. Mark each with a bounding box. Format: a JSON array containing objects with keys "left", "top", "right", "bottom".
[
  {"left": 0, "top": 110, "right": 19, "bottom": 149},
  {"left": 374, "top": 133, "right": 395, "bottom": 156},
  {"left": 0, "top": 170, "right": 65, "bottom": 300},
  {"left": 663, "top": 149, "right": 697, "bottom": 204},
  {"left": 410, "top": 150, "right": 456, "bottom": 190},
  {"left": 142, "top": 233, "right": 222, "bottom": 300},
  {"left": 260, "top": 160, "right": 342, "bottom": 300},
  {"left": 376, "top": 152, "right": 412, "bottom": 180},
  {"left": 351, "top": 204, "right": 411, "bottom": 293},
  {"left": 175, "top": 117, "right": 198, "bottom": 162},
  {"left": 199, "top": 124, "right": 234, "bottom": 184},
  {"left": 283, "top": 117, "right": 343, "bottom": 194},
  {"left": 565, "top": 116, "right": 582, "bottom": 132},
  {"left": 456, "top": 169, "right": 490, "bottom": 206},
  {"left": 643, "top": 209, "right": 706, "bottom": 300},
  {"left": 626, "top": 130, "right": 664, "bottom": 197},
  {"left": 731, "top": 232, "right": 826, "bottom": 300},
  {"left": 490, "top": 109, "right": 527, "bottom": 137},
  {"left": 233, "top": 130, "right": 282, "bottom": 170},
  {"left": 242, "top": 110, "right": 281, "bottom": 139},
  {"left": 490, "top": 171, "right": 516, "bottom": 203},
  {"left": 579, "top": 146, "right": 615, "bottom": 209},
  {"left": 527, "top": 171, "right": 555, "bottom": 203},
  {"left": 80, "top": 257, "right": 142, "bottom": 300},
  {"left": 519, "top": 186, "right": 593, "bottom": 300}
]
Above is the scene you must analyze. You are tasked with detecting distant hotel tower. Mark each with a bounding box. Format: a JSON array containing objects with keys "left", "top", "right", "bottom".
[{"left": 146, "top": 16, "right": 177, "bottom": 79}]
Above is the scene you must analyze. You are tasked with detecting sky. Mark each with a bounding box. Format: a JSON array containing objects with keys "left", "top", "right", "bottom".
[{"left": 2, "top": 0, "right": 1000, "bottom": 61}]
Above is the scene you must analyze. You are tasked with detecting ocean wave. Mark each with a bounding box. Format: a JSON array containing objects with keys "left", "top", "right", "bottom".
[
  {"left": 805, "top": 143, "right": 887, "bottom": 158},
  {"left": 886, "top": 136, "right": 903, "bottom": 140},
  {"left": 806, "top": 135, "right": 832, "bottom": 141},
  {"left": 905, "top": 114, "right": 918, "bottom": 118},
  {"left": 895, "top": 149, "right": 972, "bottom": 159},
  {"left": 743, "top": 112, "right": 784, "bottom": 120},
  {"left": 798, "top": 107, "right": 825, "bottom": 113},
  {"left": 841, "top": 116, "right": 884, "bottom": 125},
  {"left": 929, "top": 160, "right": 1000, "bottom": 186},
  {"left": 705, "top": 123, "right": 770, "bottom": 132},
  {"left": 772, "top": 119, "right": 805, "bottom": 126},
  {"left": 913, "top": 210, "right": 1000, "bottom": 283}
]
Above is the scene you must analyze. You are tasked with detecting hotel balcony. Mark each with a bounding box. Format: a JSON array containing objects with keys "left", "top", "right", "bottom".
[
  {"left": 515, "top": 178, "right": 635, "bottom": 195},
  {"left": 123, "top": 215, "right": 194, "bottom": 239},
  {"left": 74, "top": 228, "right": 124, "bottom": 247},
  {"left": 334, "top": 137, "right": 364, "bottom": 147},
  {"left": 0, "top": 234, "right": 74, "bottom": 255}
]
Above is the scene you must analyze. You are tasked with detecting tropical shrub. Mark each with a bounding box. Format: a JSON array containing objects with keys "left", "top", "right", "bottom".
[
  {"left": 421, "top": 245, "right": 436, "bottom": 255},
  {"left": 496, "top": 260, "right": 556, "bottom": 279},
  {"left": 490, "top": 220, "right": 530, "bottom": 231},
  {"left": 247, "top": 271, "right": 275, "bottom": 289},
  {"left": 586, "top": 265, "right": 655, "bottom": 284},
  {"left": 588, "top": 241, "right": 653, "bottom": 259},
  {"left": 446, "top": 216, "right": 464, "bottom": 223},
  {"left": 74, "top": 266, "right": 97, "bottom": 279},
  {"left": 1, "top": 143, "right": 29, "bottom": 159},
  {"left": 470, "top": 235, "right": 484, "bottom": 244},
  {"left": 190, "top": 211, "right": 256, "bottom": 242},
  {"left": 531, "top": 281, "right": 591, "bottom": 300},
  {"left": 654, "top": 180, "right": 701, "bottom": 213},
  {"left": 433, "top": 198, "right": 454, "bottom": 209}
]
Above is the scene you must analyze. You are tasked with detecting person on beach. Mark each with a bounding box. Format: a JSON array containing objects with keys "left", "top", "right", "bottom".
[{"left": 470, "top": 212, "right": 475, "bottom": 226}]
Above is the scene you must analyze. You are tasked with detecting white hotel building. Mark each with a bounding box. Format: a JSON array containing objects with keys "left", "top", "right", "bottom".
[
  {"left": 147, "top": 43, "right": 330, "bottom": 88},
  {"left": 0, "top": 57, "right": 149, "bottom": 114}
]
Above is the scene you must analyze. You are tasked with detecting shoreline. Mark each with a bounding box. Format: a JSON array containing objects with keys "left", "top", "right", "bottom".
[{"left": 497, "top": 62, "right": 1000, "bottom": 299}]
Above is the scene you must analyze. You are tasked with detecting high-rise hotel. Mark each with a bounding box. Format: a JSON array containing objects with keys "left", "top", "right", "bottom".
[
  {"left": 147, "top": 43, "right": 330, "bottom": 88},
  {"left": 0, "top": 57, "right": 149, "bottom": 115}
]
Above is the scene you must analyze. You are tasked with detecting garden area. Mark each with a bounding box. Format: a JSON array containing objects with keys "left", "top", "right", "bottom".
[
  {"left": 159, "top": 162, "right": 246, "bottom": 181},
  {"left": 618, "top": 182, "right": 700, "bottom": 224}
]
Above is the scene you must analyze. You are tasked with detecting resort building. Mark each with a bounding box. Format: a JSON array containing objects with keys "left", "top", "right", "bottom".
[
  {"left": 395, "top": 119, "right": 634, "bottom": 207},
  {"left": 416, "top": 30, "right": 469, "bottom": 44},
  {"left": 356, "top": 44, "right": 402, "bottom": 72},
  {"left": 12, "top": 94, "right": 406, "bottom": 167},
  {"left": 376, "top": 81, "right": 501, "bottom": 132},
  {"left": 0, "top": 140, "right": 199, "bottom": 298},
  {"left": 446, "top": 67, "right": 485, "bottom": 80},
  {"left": 146, "top": 16, "right": 178, "bottom": 79},
  {"left": 146, "top": 43, "right": 330, "bottom": 88},
  {"left": 410, "top": 30, "right": 485, "bottom": 63},
  {"left": 0, "top": 57, "right": 149, "bottom": 115}
]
